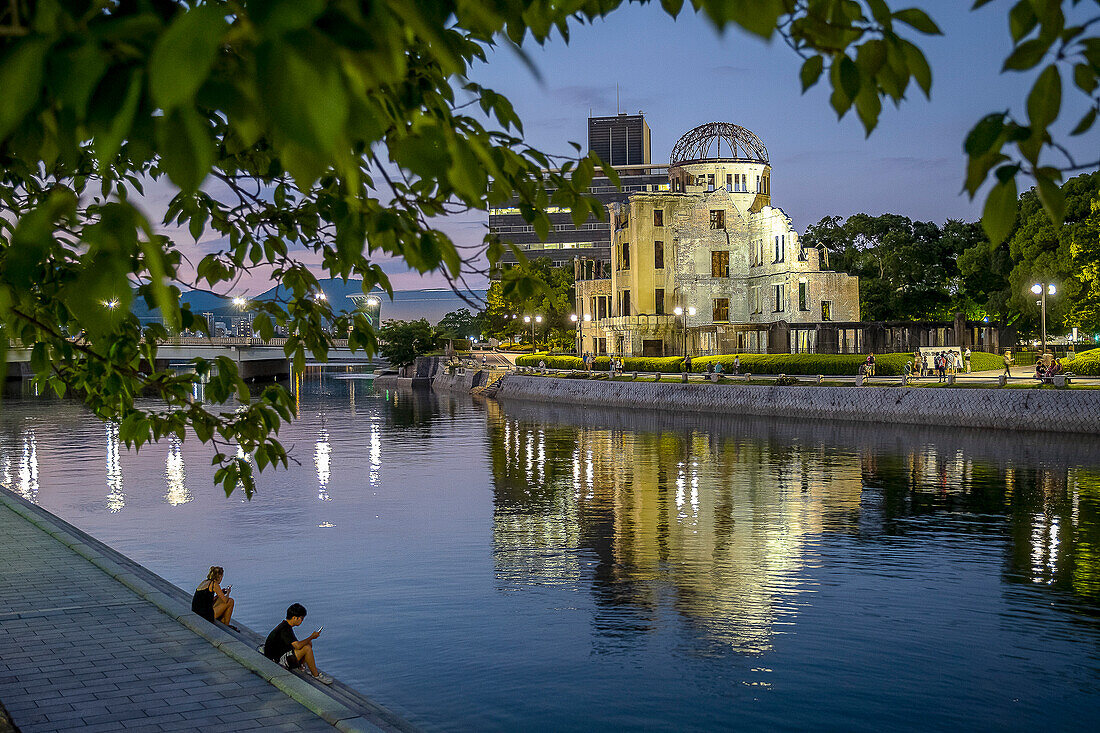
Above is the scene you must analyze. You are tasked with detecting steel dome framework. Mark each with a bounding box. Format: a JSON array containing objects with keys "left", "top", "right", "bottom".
[{"left": 669, "top": 122, "right": 769, "bottom": 165}]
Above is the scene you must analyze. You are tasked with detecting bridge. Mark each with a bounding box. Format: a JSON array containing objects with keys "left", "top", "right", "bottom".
[{"left": 5, "top": 337, "right": 381, "bottom": 381}]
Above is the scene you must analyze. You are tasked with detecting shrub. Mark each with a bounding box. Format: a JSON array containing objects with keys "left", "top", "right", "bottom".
[
  {"left": 515, "top": 353, "right": 584, "bottom": 369},
  {"left": 1065, "top": 349, "right": 1100, "bottom": 376}
]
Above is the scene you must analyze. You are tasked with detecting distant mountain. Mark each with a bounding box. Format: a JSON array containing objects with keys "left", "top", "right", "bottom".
[{"left": 133, "top": 279, "right": 486, "bottom": 324}]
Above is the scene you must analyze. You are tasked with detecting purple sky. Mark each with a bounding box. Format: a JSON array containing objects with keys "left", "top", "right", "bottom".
[{"left": 161, "top": 3, "right": 1098, "bottom": 293}]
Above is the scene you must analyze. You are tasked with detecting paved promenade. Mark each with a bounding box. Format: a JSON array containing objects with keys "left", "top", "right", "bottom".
[{"left": 0, "top": 490, "right": 412, "bottom": 733}]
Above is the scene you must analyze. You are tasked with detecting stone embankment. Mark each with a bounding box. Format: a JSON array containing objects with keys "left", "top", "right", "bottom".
[{"left": 493, "top": 374, "right": 1100, "bottom": 434}]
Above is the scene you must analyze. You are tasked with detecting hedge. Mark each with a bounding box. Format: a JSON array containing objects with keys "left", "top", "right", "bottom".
[
  {"left": 1065, "top": 349, "right": 1100, "bottom": 376},
  {"left": 516, "top": 351, "right": 1004, "bottom": 376}
]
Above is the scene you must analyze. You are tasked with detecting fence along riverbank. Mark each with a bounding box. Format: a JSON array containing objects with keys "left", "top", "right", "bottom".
[{"left": 491, "top": 374, "right": 1100, "bottom": 435}]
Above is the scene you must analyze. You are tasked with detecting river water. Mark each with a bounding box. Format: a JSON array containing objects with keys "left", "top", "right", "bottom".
[{"left": 2, "top": 370, "right": 1099, "bottom": 731}]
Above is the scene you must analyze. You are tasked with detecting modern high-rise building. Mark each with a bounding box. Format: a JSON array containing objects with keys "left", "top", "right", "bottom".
[
  {"left": 490, "top": 113, "right": 668, "bottom": 272},
  {"left": 587, "top": 113, "right": 651, "bottom": 166}
]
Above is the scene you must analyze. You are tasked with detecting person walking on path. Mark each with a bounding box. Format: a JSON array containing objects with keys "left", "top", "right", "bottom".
[
  {"left": 1002, "top": 349, "right": 1014, "bottom": 378},
  {"left": 733, "top": 355, "right": 740, "bottom": 375},
  {"left": 964, "top": 347, "right": 972, "bottom": 373},
  {"left": 263, "top": 603, "right": 333, "bottom": 685},
  {"left": 865, "top": 353, "right": 876, "bottom": 377},
  {"left": 191, "top": 565, "right": 238, "bottom": 631}
]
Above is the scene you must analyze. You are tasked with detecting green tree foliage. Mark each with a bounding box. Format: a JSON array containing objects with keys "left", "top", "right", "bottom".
[
  {"left": 959, "top": 171, "right": 1099, "bottom": 335},
  {"left": 436, "top": 308, "right": 485, "bottom": 340},
  {"left": 0, "top": 1, "right": 1094, "bottom": 495},
  {"left": 1070, "top": 198, "right": 1100, "bottom": 333},
  {"left": 377, "top": 319, "right": 439, "bottom": 368},
  {"left": 802, "top": 213, "right": 979, "bottom": 320},
  {"left": 484, "top": 258, "right": 575, "bottom": 344}
]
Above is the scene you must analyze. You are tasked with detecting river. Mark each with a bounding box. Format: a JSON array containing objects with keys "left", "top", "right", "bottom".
[{"left": 2, "top": 369, "right": 1099, "bottom": 731}]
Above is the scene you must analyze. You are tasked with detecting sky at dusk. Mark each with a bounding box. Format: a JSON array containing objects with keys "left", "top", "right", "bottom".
[{"left": 163, "top": 2, "right": 1098, "bottom": 294}]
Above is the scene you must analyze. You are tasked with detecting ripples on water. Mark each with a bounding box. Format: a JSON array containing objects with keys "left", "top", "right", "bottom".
[{"left": 2, "top": 372, "right": 1100, "bottom": 731}]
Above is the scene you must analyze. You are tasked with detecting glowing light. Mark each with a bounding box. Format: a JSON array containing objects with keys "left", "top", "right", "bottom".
[
  {"left": 570, "top": 314, "right": 578, "bottom": 323},
  {"left": 1031, "top": 283, "right": 1042, "bottom": 295},
  {"left": 316, "top": 423, "right": 331, "bottom": 501},
  {"left": 315, "top": 291, "right": 328, "bottom": 301},
  {"left": 232, "top": 296, "right": 247, "bottom": 308},
  {"left": 164, "top": 435, "right": 191, "bottom": 506},
  {"left": 103, "top": 299, "right": 119, "bottom": 309},
  {"left": 106, "top": 422, "right": 124, "bottom": 513},
  {"left": 674, "top": 306, "right": 683, "bottom": 316}
]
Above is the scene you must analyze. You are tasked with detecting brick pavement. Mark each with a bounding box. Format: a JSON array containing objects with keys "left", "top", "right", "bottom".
[{"left": 0, "top": 501, "right": 370, "bottom": 733}]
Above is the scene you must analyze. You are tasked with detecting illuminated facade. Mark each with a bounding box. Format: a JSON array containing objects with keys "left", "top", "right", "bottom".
[{"left": 574, "top": 122, "right": 859, "bottom": 356}]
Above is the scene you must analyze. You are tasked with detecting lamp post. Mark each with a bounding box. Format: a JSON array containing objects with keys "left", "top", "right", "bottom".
[
  {"left": 1030, "top": 281, "right": 1056, "bottom": 356},
  {"left": 570, "top": 313, "right": 579, "bottom": 354},
  {"left": 524, "top": 315, "right": 542, "bottom": 349},
  {"left": 673, "top": 305, "right": 697, "bottom": 356}
]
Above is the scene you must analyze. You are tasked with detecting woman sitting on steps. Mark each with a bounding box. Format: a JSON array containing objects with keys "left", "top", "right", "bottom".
[{"left": 191, "top": 565, "right": 239, "bottom": 631}]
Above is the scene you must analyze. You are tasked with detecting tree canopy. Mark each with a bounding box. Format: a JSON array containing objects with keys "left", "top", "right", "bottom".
[
  {"left": 0, "top": 1, "right": 1096, "bottom": 495},
  {"left": 483, "top": 259, "right": 575, "bottom": 347},
  {"left": 806, "top": 171, "right": 1100, "bottom": 335},
  {"left": 377, "top": 319, "right": 440, "bottom": 368}
]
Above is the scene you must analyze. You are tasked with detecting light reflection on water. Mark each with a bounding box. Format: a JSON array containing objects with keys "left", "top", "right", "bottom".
[{"left": 1, "top": 374, "right": 1100, "bottom": 731}]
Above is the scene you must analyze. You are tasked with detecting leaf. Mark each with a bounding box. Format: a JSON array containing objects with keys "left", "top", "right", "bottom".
[
  {"left": 661, "top": 0, "right": 685, "bottom": 17},
  {"left": 1008, "top": 1, "right": 1038, "bottom": 42},
  {"left": 964, "top": 113, "right": 1005, "bottom": 156},
  {"left": 1073, "top": 63, "right": 1098, "bottom": 94},
  {"left": 157, "top": 108, "right": 215, "bottom": 192},
  {"left": 982, "top": 176, "right": 1019, "bottom": 245},
  {"left": 0, "top": 37, "right": 50, "bottom": 140},
  {"left": 92, "top": 68, "right": 143, "bottom": 166},
  {"left": 1070, "top": 107, "right": 1097, "bottom": 136},
  {"left": 854, "top": 86, "right": 882, "bottom": 135},
  {"left": 1026, "top": 64, "right": 1061, "bottom": 130},
  {"left": 149, "top": 5, "right": 228, "bottom": 110},
  {"left": 901, "top": 41, "right": 932, "bottom": 98},
  {"left": 800, "top": 56, "right": 824, "bottom": 92},
  {"left": 892, "top": 8, "right": 942, "bottom": 35},
  {"left": 1035, "top": 172, "right": 1065, "bottom": 226},
  {"left": 837, "top": 55, "right": 860, "bottom": 101},
  {"left": 1002, "top": 38, "right": 1050, "bottom": 71}
]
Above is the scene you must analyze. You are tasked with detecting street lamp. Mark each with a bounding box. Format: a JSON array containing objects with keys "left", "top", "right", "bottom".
[
  {"left": 673, "top": 306, "right": 696, "bottom": 356},
  {"left": 1031, "top": 281, "right": 1056, "bottom": 356},
  {"left": 103, "top": 299, "right": 119, "bottom": 310}
]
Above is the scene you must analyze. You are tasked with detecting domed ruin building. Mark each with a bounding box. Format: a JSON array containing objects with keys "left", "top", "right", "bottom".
[{"left": 574, "top": 122, "right": 860, "bottom": 356}]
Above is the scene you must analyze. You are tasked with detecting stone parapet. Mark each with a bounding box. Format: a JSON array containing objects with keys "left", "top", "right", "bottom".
[{"left": 494, "top": 375, "right": 1100, "bottom": 435}]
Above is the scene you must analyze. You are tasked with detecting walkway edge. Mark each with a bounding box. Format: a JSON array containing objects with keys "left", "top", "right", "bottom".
[{"left": 0, "top": 489, "right": 418, "bottom": 733}]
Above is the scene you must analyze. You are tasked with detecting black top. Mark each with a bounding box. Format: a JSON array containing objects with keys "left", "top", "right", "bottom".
[
  {"left": 264, "top": 620, "right": 297, "bottom": 661},
  {"left": 191, "top": 584, "right": 215, "bottom": 622}
]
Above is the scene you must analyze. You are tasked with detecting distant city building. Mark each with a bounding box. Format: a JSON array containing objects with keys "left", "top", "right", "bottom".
[
  {"left": 575, "top": 122, "right": 860, "bottom": 356},
  {"left": 490, "top": 113, "right": 669, "bottom": 271}
]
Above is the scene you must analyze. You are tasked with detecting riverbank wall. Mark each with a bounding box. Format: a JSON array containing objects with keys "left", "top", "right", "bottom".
[{"left": 493, "top": 374, "right": 1100, "bottom": 434}]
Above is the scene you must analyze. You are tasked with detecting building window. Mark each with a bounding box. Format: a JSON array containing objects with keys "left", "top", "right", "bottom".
[
  {"left": 773, "top": 284, "right": 784, "bottom": 312},
  {"left": 713, "top": 298, "right": 729, "bottom": 322},
  {"left": 597, "top": 296, "right": 608, "bottom": 320},
  {"left": 726, "top": 174, "right": 733, "bottom": 191},
  {"left": 751, "top": 286, "right": 761, "bottom": 314},
  {"left": 620, "top": 241, "right": 630, "bottom": 270},
  {"left": 654, "top": 240, "right": 664, "bottom": 269},
  {"left": 620, "top": 290, "right": 631, "bottom": 317},
  {"left": 711, "top": 250, "right": 729, "bottom": 278},
  {"left": 822, "top": 301, "right": 832, "bottom": 321},
  {"left": 655, "top": 288, "right": 665, "bottom": 315},
  {"left": 756, "top": 175, "right": 760, "bottom": 192},
  {"left": 707, "top": 174, "right": 715, "bottom": 190},
  {"left": 653, "top": 209, "right": 664, "bottom": 227},
  {"left": 774, "top": 234, "right": 785, "bottom": 263},
  {"left": 799, "top": 281, "right": 808, "bottom": 311},
  {"left": 710, "top": 210, "right": 725, "bottom": 229}
]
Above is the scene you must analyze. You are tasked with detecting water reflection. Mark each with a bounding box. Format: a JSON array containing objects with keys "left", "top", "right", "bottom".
[
  {"left": 316, "top": 417, "right": 331, "bottom": 501},
  {"left": 488, "top": 400, "right": 864, "bottom": 655},
  {"left": 0, "top": 427, "right": 40, "bottom": 503},
  {"left": 105, "top": 422, "right": 124, "bottom": 512},
  {"left": 164, "top": 435, "right": 191, "bottom": 506}
]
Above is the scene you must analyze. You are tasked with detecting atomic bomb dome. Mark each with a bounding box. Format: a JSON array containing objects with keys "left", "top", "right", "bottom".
[
  {"left": 670, "top": 122, "right": 769, "bottom": 165},
  {"left": 667, "top": 121, "right": 772, "bottom": 211}
]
